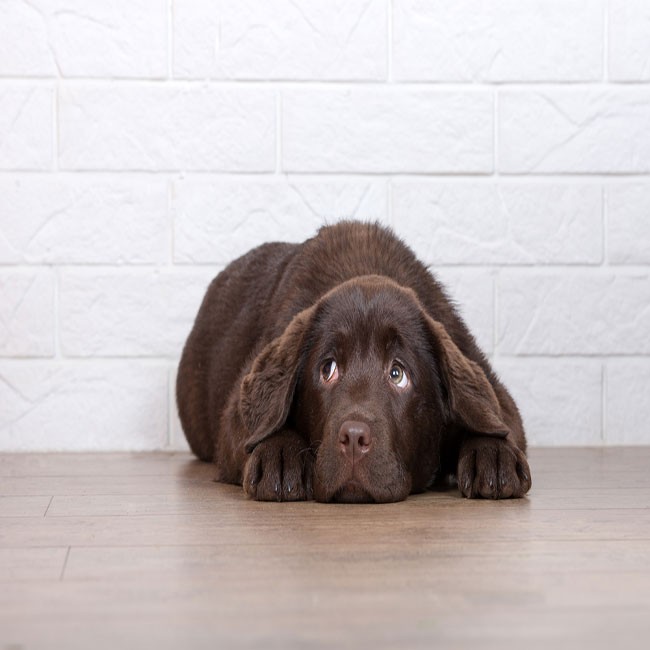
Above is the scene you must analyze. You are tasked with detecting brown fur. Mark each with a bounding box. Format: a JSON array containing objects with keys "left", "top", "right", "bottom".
[{"left": 177, "top": 222, "right": 531, "bottom": 502}]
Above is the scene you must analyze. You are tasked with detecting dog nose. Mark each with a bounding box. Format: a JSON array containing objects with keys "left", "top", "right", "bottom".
[{"left": 338, "top": 420, "right": 372, "bottom": 462}]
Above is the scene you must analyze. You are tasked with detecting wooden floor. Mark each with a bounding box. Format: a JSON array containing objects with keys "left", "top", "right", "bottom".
[{"left": 1, "top": 448, "right": 649, "bottom": 649}]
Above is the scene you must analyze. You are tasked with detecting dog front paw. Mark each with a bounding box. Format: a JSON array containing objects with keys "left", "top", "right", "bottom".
[
  {"left": 457, "top": 437, "right": 531, "bottom": 499},
  {"left": 243, "top": 431, "right": 313, "bottom": 501}
]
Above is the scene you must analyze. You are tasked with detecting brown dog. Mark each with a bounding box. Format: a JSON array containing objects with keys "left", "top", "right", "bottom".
[{"left": 177, "top": 222, "right": 531, "bottom": 502}]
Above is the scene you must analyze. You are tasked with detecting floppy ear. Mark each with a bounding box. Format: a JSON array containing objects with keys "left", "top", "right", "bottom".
[
  {"left": 239, "top": 305, "right": 316, "bottom": 453},
  {"left": 425, "top": 316, "right": 509, "bottom": 438}
]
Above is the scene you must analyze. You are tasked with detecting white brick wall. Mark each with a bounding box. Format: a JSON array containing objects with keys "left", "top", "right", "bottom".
[{"left": 1, "top": 0, "right": 648, "bottom": 450}]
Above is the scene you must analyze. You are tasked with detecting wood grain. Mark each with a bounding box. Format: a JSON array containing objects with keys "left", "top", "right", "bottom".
[
  {"left": 1, "top": 448, "right": 649, "bottom": 650},
  {"left": 0, "top": 495, "right": 51, "bottom": 517}
]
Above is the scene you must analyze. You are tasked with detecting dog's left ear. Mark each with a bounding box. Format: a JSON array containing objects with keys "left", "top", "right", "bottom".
[
  {"left": 424, "top": 316, "right": 509, "bottom": 438},
  {"left": 239, "top": 305, "right": 316, "bottom": 453}
]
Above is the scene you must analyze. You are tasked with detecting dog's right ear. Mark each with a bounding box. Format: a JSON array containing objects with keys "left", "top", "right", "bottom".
[
  {"left": 239, "top": 305, "right": 317, "bottom": 453},
  {"left": 424, "top": 315, "right": 510, "bottom": 439}
]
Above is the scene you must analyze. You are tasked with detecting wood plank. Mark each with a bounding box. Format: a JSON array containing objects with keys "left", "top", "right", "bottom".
[
  {"left": 0, "top": 547, "right": 68, "bottom": 582},
  {"left": 528, "top": 446, "right": 650, "bottom": 464},
  {"left": 0, "top": 452, "right": 207, "bottom": 477},
  {"left": 3, "top": 449, "right": 650, "bottom": 495},
  {"left": 45, "top": 486, "right": 650, "bottom": 517},
  {"left": 4, "top": 469, "right": 650, "bottom": 496},
  {"left": 0, "top": 495, "right": 51, "bottom": 516},
  {"left": 0, "top": 580, "right": 647, "bottom": 650},
  {"left": 1, "top": 448, "right": 649, "bottom": 650},
  {"left": 1, "top": 446, "right": 646, "bottom": 478},
  {"left": 2, "top": 504, "right": 650, "bottom": 547},
  {"left": 63, "top": 541, "right": 650, "bottom": 582},
  {"left": 0, "top": 473, "right": 218, "bottom": 497}
]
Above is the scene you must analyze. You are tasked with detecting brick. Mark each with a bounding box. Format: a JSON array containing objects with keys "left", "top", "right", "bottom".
[
  {"left": 499, "top": 271, "right": 650, "bottom": 355},
  {"left": 392, "top": 183, "right": 602, "bottom": 265},
  {"left": 59, "top": 269, "right": 216, "bottom": 357},
  {"left": 608, "top": 184, "right": 650, "bottom": 264},
  {"left": 393, "top": 0, "right": 602, "bottom": 82},
  {"left": 174, "top": 0, "right": 387, "bottom": 80},
  {"left": 609, "top": 0, "right": 650, "bottom": 81},
  {"left": 0, "top": 362, "right": 168, "bottom": 450},
  {"left": 173, "top": 178, "right": 388, "bottom": 264},
  {"left": 58, "top": 84, "right": 275, "bottom": 171},
  {"left": 282, "top": 88, "right": 493, "bottom": 173},
  {"left": 0, "top": 177, "right": 168, "bottom": 264},
  {"left": 434, "top": 269, "right": 494, "bottom": 355},
  {"left": 0, "top": 0, "right": 56, "bottom": 76},
  {"left": 606, "top": 360, "right": 650, "bottom": 444},
  {"left": 0, "top": 0, "right": 167, "bottom": 79},
  {"left": 0, "top": 85, "right": 52, "bottom": 170},
  {"left": 499, "top": 90, "right": 650, "bottom": 174},
  {"left": 494, "top": 358, "right": 603, "bottom": 446},
  {"left": 0, "top": 270, "right": 54, "bottom": 357}
]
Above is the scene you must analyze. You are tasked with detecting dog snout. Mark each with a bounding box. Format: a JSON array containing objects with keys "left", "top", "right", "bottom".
[{"left": 338, "top": 420, "right": 372, "bottom": 463}]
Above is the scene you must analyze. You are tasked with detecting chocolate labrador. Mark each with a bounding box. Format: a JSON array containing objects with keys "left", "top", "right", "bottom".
[{"left": 177, "top": 222, "right": 531, "bottom": 502}]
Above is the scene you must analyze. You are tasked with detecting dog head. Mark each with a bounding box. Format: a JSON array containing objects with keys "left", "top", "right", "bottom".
[{"left": 239, "top": 276, "right": 509, "bottom": 503}]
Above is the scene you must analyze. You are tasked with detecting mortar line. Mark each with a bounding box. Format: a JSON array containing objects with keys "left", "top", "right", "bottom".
[
  {"left": 6, "top": 78, "right": 650, "bottom": 88},
  {"left": 276, "top": 90, "right": 282, "bottom": 174},
  {"left": 602, "top": 185, "right": 608, "bottom": 265},
  {"left": 167, "top": 364, "right": 173, "bottom": 450},
  {"left": 168, "top": 179, "right": 174, "bottom": 266},
  {"left": 3, "top": 170, "right": 650, "bottom": 180},
  {"left": 5, "top": 350, "right": 645, "bottom": 364},
  {"left": 53, "top": 266, "right": 61, "bottom": 359},
  {"left": 601, "top": 362, "right": 607, "bottom": 444},
  {"left": 493, "top": 89, "right": 499, "bottom": 176},
  {"left": 5, "top": 262, "right": 650, "bottom": 273},
  {"left": 167, "top": 0, "right": 174, "bottom": 80},
  {"left": 493, "top": 269, "right": 500, "bottom": 361},
  {"left": 387, "top": 0, "right": 393, "bottom": 82},
  {"left": 602, "top": 0, "right": 609, "bottom": 83},
  {"left": 52, "top": 82, "right": 59, "bottom": 172}
]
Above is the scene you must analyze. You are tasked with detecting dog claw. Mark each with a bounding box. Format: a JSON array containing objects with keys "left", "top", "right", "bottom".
[
  {"left": 458, "top": 438, "right": 531, "bottom": 499},
  {"left": 242, "top": 431, "right": 314, "bottom": 502}
]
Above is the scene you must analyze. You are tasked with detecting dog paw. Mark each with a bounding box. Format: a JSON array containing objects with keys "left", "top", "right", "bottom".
[
  {"left": 457, "top": 437, "right": 531, "bottom": 499},
  {"left": 243, "top": 431, "right": 313, "bottom": 501}
]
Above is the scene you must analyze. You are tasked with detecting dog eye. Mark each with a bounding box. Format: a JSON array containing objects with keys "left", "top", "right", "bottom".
[
  {"left": 321, "top": 359, "right": 338, "bottom": 383},
  {"left": 388, "top": 363, "right": 409, "bottom": 389}
]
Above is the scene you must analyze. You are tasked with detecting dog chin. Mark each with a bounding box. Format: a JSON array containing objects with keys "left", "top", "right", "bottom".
[
  {"left": 332, "top": 480, "right": 375, "bottom": 503},
  {"left": 313, "top": 471, "right": 411, "bottom": 504}
]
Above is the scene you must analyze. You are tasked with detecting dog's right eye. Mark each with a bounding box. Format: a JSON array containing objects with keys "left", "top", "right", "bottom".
[{"left": 321, "top": 359, "right": 338, "bottom": 383}]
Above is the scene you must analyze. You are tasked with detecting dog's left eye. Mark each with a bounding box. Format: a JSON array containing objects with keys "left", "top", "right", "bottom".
[
  {"left": 321, "top": 359, "right": 338, "bottom": 383},
  {"left": 389, "top": 363, "right": 409, "bottom": 389}
]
